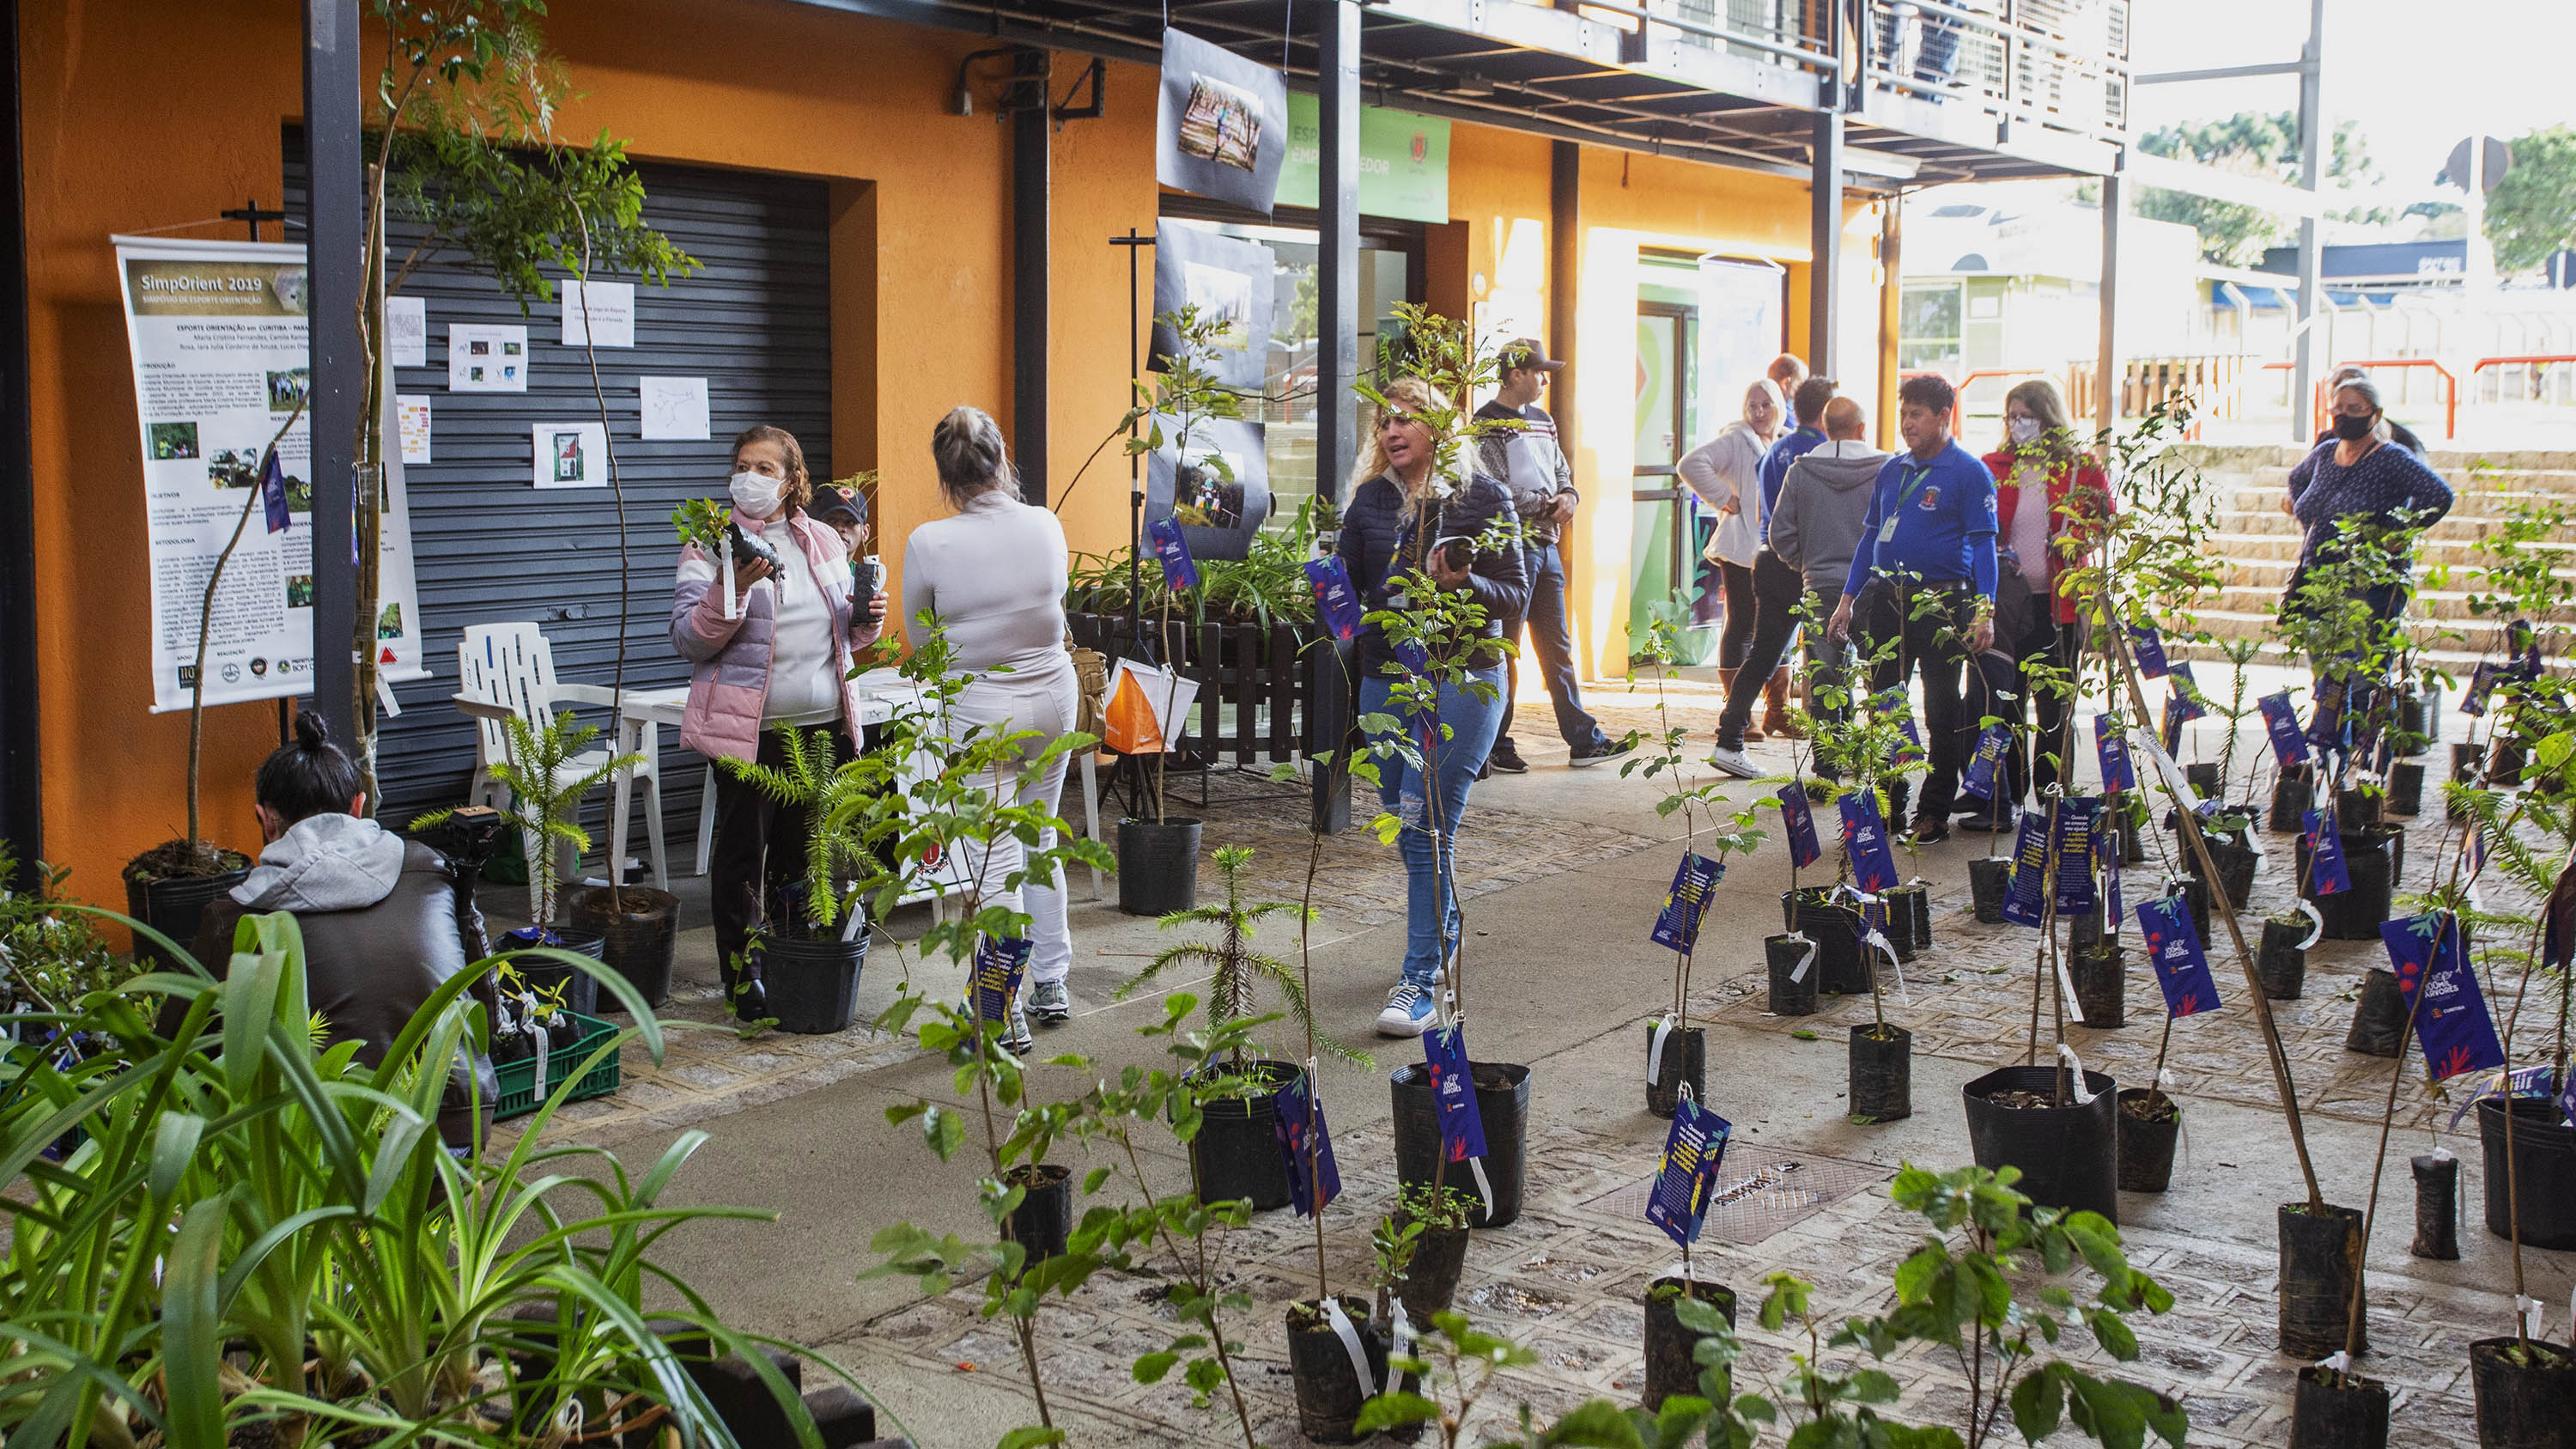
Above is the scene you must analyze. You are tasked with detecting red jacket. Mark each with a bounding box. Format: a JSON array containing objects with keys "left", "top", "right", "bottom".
[{"left": 1984, "top": 447, "right": 2112, "bottom": 625}]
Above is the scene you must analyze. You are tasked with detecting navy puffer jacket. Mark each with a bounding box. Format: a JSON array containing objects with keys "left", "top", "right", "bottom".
[{"left": 1334, "top": 470, "right": 1530, "bottom": 675}]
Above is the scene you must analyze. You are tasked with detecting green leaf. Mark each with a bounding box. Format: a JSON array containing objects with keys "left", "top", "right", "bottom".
[
  {"left": 2010, "top": 1362, "right": 2067, "bottom": 1442},
  {"left": 1354, "top": 1391, "right": 1443, "bottom": 1434},
  {"left": 1131, "top": 1351, "right": 1180, "bottom": 1384},
  {"left": 161, "top": 1197, "right": 229, "bottom": 1449},
  {"left": 1537, "top": 1399, "right": 1648, "bottom": 1447},
  {"left": 996, "top": 1428, "right": 1068, "bottom": 1449}
]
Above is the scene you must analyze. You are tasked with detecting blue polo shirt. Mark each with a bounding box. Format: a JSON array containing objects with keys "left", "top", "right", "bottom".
[
  {"left": 1842, "top": 438, "right": 2000, "bottom": 599},
  {"left": 1756, "top": 426, "right": 1825, "bottom": 540}
]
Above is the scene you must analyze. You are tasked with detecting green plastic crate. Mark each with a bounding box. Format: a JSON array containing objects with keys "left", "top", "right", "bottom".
[{"left": 491, "top": 1010, "right": 622, "bottom": 1121}]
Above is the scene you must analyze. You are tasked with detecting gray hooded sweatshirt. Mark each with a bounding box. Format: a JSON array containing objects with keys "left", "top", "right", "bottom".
[
  {"left": 1768, "top": 440, "right": 1891, "bottom": 594},
  {"left": 232, "top": 813, "right": 410, "bottom": 911}
]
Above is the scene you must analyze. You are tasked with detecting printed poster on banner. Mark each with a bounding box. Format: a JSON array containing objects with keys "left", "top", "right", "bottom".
[
  {"left": 1839, "top": 791, "right": 1900, "bottom": 895},
  {"left": 1651, "top": 853, "right": 1725, "bottom": 953},
  {"left": 2001, "top": 811, "right": 2051, "bottom": 928},
  {"left": 2136, "top": 892, "right": 2222, "bottom": 1017},
  {"left": 1156, "top": 27, "right": 1290, "bottom": 216},
  {"left": 1304, "top": 555, "right": 1365, "bottom": 639},
  {"left": 1777, "top": 783, "right": 1822, "bottom": 868},
  {"left": 2384, "top": 913, "right": 2506, "bottom": 1082},
  {"left": 1271, "top": 1075, "right": 1341, "bottom": 1217},
  {"left": 2258, "top": 691, "right": 2311, "bottom": 768},
  {"left": 1645, "top": 1097, "right": 1731, "bottom": 1249},
  {"left": 2094, "top": 715, "right": 2137, "bottom": 793},
  {"left": 114, "top": 237, "right": 425, "bottom": 713},
  {"left": 1423, "top": 1025, "right": 1488, "bottom": 1164}
]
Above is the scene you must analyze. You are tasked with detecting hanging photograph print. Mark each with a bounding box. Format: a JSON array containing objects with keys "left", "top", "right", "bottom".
[
  {"left": 1271, "top": 1075, "right": 1341, "bottom": 1217},
  {"left": 2383, "top": 912, "right": 2505, "bottom": 1081},
  {"left": 1422, "top": 1025, "right": 1489, "bottom": 1163},
  {"left": 2052, "top": 797, "right": 2100, "bottom": 914},
  {"left": 2136, "top": 892, "right": 2221, "bottom": 1017},
  {"left": 1146, "top": 516, "right": 1199, "bottom": 589},
  {"left": 1150, "top": 221, "right": 1276, "bottom": 390},
  {"left": 1156, "top": 27, "right": 1288, "bottom": 216},
  {"left": 1961, "top": 723, "right": 2008, "bottom": 801},
  {"left": 1144, "top": 413, "right": 1271, "bottom": 563},
  {"left": 1305, "top": 555, "right": 1365, "bottom": 639},
  {"left": 970, "top": 936, "right": 1033, "bottom": 1025},
  {"left": 2258, "top": 691, "right": 2310, "bottom": 768},
  {"left": 2002, "top": 811, "right": 2051, "bottom": 928},
  {"left": 1839, "top": 791, "right": 1900, "bottom": 895},
  {"left": 2130, "top": 624, "right": 2170, "bottom": 677},
  {"left": 1777, "top": 783, "right": 1822, "bottom": 868},
  {"left": 1651, "top": 853, "right": 1725, "bottom": 953},
  {"left": 2302, "top": 807, "right": 2349, "bottom": 896},
  {"left": 2095, "top": 715, "right": 2136, "bottom": 794},
  {"left": 1645, "top": 1098, "right": 1731, "bottom": 1250}
]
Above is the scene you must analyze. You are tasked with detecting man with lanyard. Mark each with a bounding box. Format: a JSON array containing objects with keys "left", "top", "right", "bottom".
[
  {"left": 1474, "top": 338, "right": 1626, "bottom": 773},
  {"left": 1827, "top": 374, "right": 1998, "bottom": 844}
]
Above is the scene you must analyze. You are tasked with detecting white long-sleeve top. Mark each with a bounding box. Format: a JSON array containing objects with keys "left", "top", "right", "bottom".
[
  {"left": 1675, "top": 421, "right": 1771, "bottom": 567},
  {"left": 901, "top": 487, "right": 1072, "bottom": 684}
]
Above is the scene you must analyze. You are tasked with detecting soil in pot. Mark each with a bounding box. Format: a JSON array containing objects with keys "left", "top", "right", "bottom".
[
  {"left": 1968, "top": 856, "right": 2013, "bottom": 925},
  {"left": 2258, "top": 916, "right": 2310, "bottom": 1000},
  {"left": 1781, "top": 889, "right": 1867, "bottom": 994},
  {"left": 2291, "top": 1366, "right": 2390, "bottom": 1449},
  {"left": 1849, "top": 1025, "right": 1911, "bottom": 1123},
  {"left": 2470, "top": 1336, "right": 2576, "bottom": 1449},
  {"left": 2071, "top": 944, "right": 2127, "bottom": 1028},
  {"left": 2477, "top": 1095, "right": 2576, "bottom": 1251},
  {"left": 2271, "top": 764, "right": 2314, "bottom": 835},
  {"left": 1642, "top": 1278, "right": 1737, "bottom": 1412},
  {"left": 2411, "top": 1153, "right": 2460, "bottom": 1260},
  {"left": 1884, "top": 884, "right": 1926, "bottom": 962},
  {"left": 2300, "top": 826, "right": 2400, "bottom": 941},
  {"left": 762, "top": 932, "right": 865, "bottom": 1033},
  {"left": 1396, "top": 1221, "right": 1470, "bottom": 1321},
  {"left": 1116, "top": 816, "right": 1202, "bottom": 916},
  {"left": 1285, "top": 1295, "right": 1389, "bottom": 1445},
  {"left": 1003, "top": 1162, "right": 1073, "bottom": 1264},
  {"left": 122, "top": 840, "right": 252, "bottom": 974},
  {"left": 1962, "top": 1065, "right": 2120, "bottom": 1222},
  {"left": 2117, "top": 1088, "right": 2180, "bottom": 1193},
  {"left": 2277, "top": 1201, "right": 2367, "bottom": 1358},
  {"left": 568, "top": 886, "right": 681, "bottom": 1009},
  {"left": 2388, "top": 760, "right": 2426, "bottom": 816},
  {"left": 1190, "top": 1058, "right": 1302, "bottom": 1211},
  {"left": 1765, "top": 935, "right": 1820, "bottom": 1016},
  {"left": 1645, "top": 1023, "right": 1705, "bottom": 1120},
  {"left": 1391, "top": 1061, "right": 1533, "bottom": 1228},
  {"left": 2344, "top": 968, "right": 2408, "bottom": 1058}
]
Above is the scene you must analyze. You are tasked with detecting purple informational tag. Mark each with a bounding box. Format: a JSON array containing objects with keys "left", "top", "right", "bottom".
[
  {"left": 1777, "top": 784, "right": 1822, "bottom": 868},
  {"left": 2258, "top": 691, "right": 2310, "bottom": 768},
  {"left": 2561, "top": 1068, "right": 2576, "bottom": 1131},
  {"left": 2385, "top": 912, "right": 2506, "bottom": 1082},
  {"left": 2136, "top": 892, "right": 2221, "bottom": 1018},
  {"left": 970, "top": 935, "right": 1033, "bottom": 1024},
  {"left": 2131, "top": 624, "right": 2170, "bottom": 678},
  {"left": 1840, "top": 791, "right": 1901, "bottom": 895},
  {"left": 259, "top": 450, "right": 291, "bottom": 534},
  {"left": 1147, "top": 516, "right": 1199, "bottom": 589},
  {"left": 2302, "top": 807, "right": 2349, "bottom": 896},
  {"left": 2160, "top": 695, "right": 2188, "bottom": 758},
  {"left": 1422, "top": 1024, "right": 1489, "bottom": 1163},
  {"left": 1272, "top": 1075, "right": 1342, "bottom": 1217},
  {"left": 2463, "top": 661, "right": 2498, "bottom": 718},
  {"left": 2307, "top": 676, "right": 2348, "bottom": 748},
  {"left": 1303, "top": 556, "right": 1365, "bottom": 640},
  {"left": 1644, "top": 1097, "right": 1731, "bottom": 1249},
  {"left": 2001, "top": 811, "right": 2052, "bottom": 928},
  {"left": 2094, "top": 715, "right": 2136, "bottom": 794},
  {"left": 1651, "top": 853, "right": 1725, "bottom": 953},
  {"left": 2053, "top": 797, "right": 2100, "bottom": 914},
  {"left": 1873, "top": 688, "right": 1926, "bottom": 765},
  {"left": 1961, "top": 723, "right": 2009, "bottom": 802},
  {"left": 2544, "top": 849, "right": 2576, "bottom": 973},
  {"left": 1394, "top": 638, "right": 1431, "bottom": 676}
]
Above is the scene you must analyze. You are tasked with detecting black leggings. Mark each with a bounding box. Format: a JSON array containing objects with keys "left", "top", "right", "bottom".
[
  {"left": 708, "top": 721, "right": 848, "bottom": 986},
  {"left": 1717, "top": 559, "right": 1759, "bottom": 670}
]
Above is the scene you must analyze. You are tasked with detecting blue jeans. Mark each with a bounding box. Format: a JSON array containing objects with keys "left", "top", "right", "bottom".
[
  {"left": 1359, "top": 664, "right": 1506, "bottom": 986},
  {"left": 1498, "top": 542, "right": 1608, "bottom": 752}
]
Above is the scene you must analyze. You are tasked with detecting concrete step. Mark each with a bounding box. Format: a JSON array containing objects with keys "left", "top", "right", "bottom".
[
  {"left": 2192, "top": 530, "right": 2574, "bottom": 566},
  {"left": 2186, "top": 604, "right": 2503, "bottom": 650},
  {"left": 2175, "top": 443, "right": 2576, "bottom": 472},
  {"left": 2208, "top": 508, "right": 2530, "bottom": 545},
  {"left": 2211, "top": 552, "right": 2576, "bottom": 588},
  {"left": 2197, "top": 578, "right": 2543, "bottom": 624},
  {"left": 2169, "top": 635, "right": 2489, "bottom": 670}
]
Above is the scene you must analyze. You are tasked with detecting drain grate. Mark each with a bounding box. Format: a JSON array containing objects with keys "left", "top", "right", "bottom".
[{"left": 1578, "top": 1143, "right": 1889, "bottom": 1245}]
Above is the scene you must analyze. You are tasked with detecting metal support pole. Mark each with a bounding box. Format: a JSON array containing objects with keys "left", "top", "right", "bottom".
[
  {"left": 1549, "top": 142, "right": 1580, "bottom": 446},
  {"left": 303, "top": 0, "right": 361, "bottom": 750},
  {"left": 2096, "top": 169, "right": 2123, "bottom": 436},
  {"left": 1809, "top": 108, "right": 1844, "bottom": 375},
  {"left": 1012, "top": 50, "right": 1051, "bottom": 503},
  {"left": 1311, "top": 0, "right": 1362, "bottom": 835},
  {"left": 0, "top": 0, "right": 39, "bottom": 880},
  {"left": 1877, "top": 191, "right": 1903, "bottom": 453},
  {"left": 2289, "top": 0, "right": 2326, "bottom": 441}
]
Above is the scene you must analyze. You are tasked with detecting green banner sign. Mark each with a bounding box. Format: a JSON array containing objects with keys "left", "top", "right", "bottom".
[{"left": 1276, "top": 93, "right": 1451, "bottom": 224}]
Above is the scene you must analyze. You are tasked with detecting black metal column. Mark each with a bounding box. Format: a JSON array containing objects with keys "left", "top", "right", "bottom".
[
  {"left": 0, "top": 0, "right": 39, "bottom": 879},
  {"left": 1807, "top": 108, "right": 1844, "bottom": 376},
  {"left": 1310, "top": 0, "right": 1361, "bottom": 834},
  {"left": 1548, "top": 141, "right": 1579, "bottom": 443},
  {"left": 1012, "top": 50, "right": 1050, "bottom": 503},
  {"left": 302, "top": 0, "right": 361, "bottom": 748}
]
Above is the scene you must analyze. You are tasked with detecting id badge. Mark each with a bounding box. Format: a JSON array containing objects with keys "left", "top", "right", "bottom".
[{"left": 1879, "top": 514, "right": 1899, "bottom": 544}]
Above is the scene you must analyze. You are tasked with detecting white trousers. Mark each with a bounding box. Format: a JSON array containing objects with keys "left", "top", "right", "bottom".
[{"left": 951, "top": 667, "right": 1078, "bottom": 985}]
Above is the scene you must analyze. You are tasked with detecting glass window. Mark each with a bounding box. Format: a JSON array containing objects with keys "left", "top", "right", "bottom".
[{"left": 1899, "top": 282, "right": 1964, "bottom": 374}]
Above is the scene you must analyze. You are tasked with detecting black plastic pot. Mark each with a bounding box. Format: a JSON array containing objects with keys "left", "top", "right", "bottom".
[
  {"left": 2116, "top": 1089, "right": 2180, "bottom": 1193},
  {"left": 762, "top": 933, "right": 864, "bottom": 1034},
  {"left": 124, "top": 867, "right": 249, "bottom": 974},
  {"left": 2119, "top": 811, "right": 2146, "bottom": 864},
  {"left": 1285, "top": 1296, "right": 1389, "bottom": 1444},
  {"left": 2396, "top": 692, "right": 2434, "bottom": 752},
  {"left": 2299, "top": 827, "right": 2399, "bottom": 941},
  {"left": 2336, "top": 788, "right": 2384, "bottom": 828},
  {"left": 2470, "top": 1336, "right": 2576, "bottom": 1449},
  {"left": 1962, "top": 1065, "right": 2119, "bottom": 1223},
  {"left": 2387, "top": 761, "right": 2425, "bottom": 816},
  {"left": 1884, "top": 884, "right": 1926, "bottom": 963},
  {"left": 2493, "top": 738, "right": 2530, "bottom": 784},
  {"left": 1391, "top": 1061, "right": 1531, "bottom": 1228},
  {"left": 1850, "top": 1025, "right": 1911, "bottom": 1123},
  {"left": 1190, "top": 1059, "right": 1301, "bottom": 1210},
  {"left": 1645, "top": 1023, "right": 1705, "bottom": 1120},
  {"left": 2411, "top": 1153, "right": 2460, "bottom": 1261},
  {"left": 2452, "top": 741, "right": 2484, "bottom": 819},
  {"left": 2258, "top": 916, "right": 2310, "bottom": 1000},
  {"left": 514, "top": 927, "right": 605, "bottom": 1019},
  {"left": 2072, "top": 944, "right": 2127, "bottom": 1028},
  {"left": 1116, "top": 817, "right": 1201, "bottom": 916},
  {"left": 2192, "top": 838, "right": 2259, "bottom": 910},
  {"left": 2184, "top": 762, "right": 2221, "bottom": 795},
  {"left": 1765, "top": 935, "right": 1820, "bottom": 1016},
  {"left": 1396, "top": 1223, "right": 1468, "bottom": 1321},
  {"left": 2278, "top": 1202, "right": 2367, "bottom": 1358},
  {"left": 1004, "top": 1162, "right": 1072, "bottom": 1264},
  {"left": 2477, "top": 1096, "right": 2576, "bottom": 1251},
  {"left": 1968, "top": 856, "right": 2013, "bottom": 925},
  {"left": 1642, "top": 1278, "right": 1737, "bottom": 1412},
  {"left": 2291, "top": 1367, "right": 2390, "bottom": 1449},
  {"left": 568, "top": 886, "right": 680, "bottom": 1010},
  {"left": 2271, "top": 763, "right": 2313, "bottom": 835},
  {"left": 2344, "top": 968, "right": 2408, "bottom": 1058},
  {"left": 1781, "top": 888, "right": 1866, "bottom": 994}
]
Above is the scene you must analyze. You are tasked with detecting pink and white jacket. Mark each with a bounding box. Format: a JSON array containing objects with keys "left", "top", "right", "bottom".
[{"left": 670, "top": 512, "right": 872, "bottom": 764}]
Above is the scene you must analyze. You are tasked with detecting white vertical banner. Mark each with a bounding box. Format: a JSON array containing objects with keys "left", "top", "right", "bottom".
[{"left": 115, "top": 236, "right": 426, "bottom": 714}]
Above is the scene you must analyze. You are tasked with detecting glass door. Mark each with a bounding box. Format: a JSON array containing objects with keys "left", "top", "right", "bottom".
[{"left": 1631, "top": 301, "right": 1714, "bottom": 665}]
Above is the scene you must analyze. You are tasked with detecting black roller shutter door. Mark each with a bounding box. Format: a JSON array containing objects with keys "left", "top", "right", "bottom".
[{"left": 285, "top": 135, "right": 833, "bottom": 854}]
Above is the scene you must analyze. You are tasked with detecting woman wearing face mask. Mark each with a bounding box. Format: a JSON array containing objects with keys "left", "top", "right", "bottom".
[
  {"left": 1675, "top": 379, "right": 1784, "bottom": 711},
  {"left": 1965, "top": 379, "right": 2110, "bottom": 828},
  {"left": 1334, "top": 376, "right": 1529, "bottom": 1037},
  {"left": 672, "top": 423, "right": 888, "bottom": 1020},
  {"left": 901, "top": 406, "right": 1078, "bottom": 1052},
  {"left": 2287, "top": 377, "right": 2454, "bottom": 623}
]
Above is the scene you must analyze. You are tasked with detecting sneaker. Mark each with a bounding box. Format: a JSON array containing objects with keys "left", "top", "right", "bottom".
[
  {"left": 1376, "top": 981, "right": 1437, "bottom": 1038},
  {"left": 1906, "top": 819, "right": 1953, "bottom": 846},
  {"left": 999, "top": 1006, "right": 1036, "bottom": 1056},
  {"left": 1568, "top": 737, "right": 1635, "bottom": 769},
  {"left": 1487, "top": 740, "right": 1531, "bottom": 775},
  {"left": 1707, "top": 745, "right": 1760, "bottom": 780},
  {"left": 1028, "top": 978, "right": 1072, "bottom": 1025}
]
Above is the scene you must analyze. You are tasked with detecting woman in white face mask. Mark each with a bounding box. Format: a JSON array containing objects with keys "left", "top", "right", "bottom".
[{"left": 671, "top": 424, "right": 889, "bottom": 1019}]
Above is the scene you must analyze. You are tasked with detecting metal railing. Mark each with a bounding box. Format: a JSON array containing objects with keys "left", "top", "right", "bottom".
[{"left": 1862, "top": 0, "right": 2130, "bottom": 140}]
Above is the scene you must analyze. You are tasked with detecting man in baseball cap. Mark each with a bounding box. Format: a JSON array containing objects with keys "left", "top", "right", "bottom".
[{"left": 810, "top": 483, "right": 869, "bottom": 555}]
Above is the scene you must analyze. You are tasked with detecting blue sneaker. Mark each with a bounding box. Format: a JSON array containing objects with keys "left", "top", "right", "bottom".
[{"left": 1376, "top": 981, "right": 1437, "bottom": 1037}]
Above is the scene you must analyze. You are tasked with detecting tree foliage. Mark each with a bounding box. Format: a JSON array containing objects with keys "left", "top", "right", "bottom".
[
  {"left": 2134, "top": 111, "right": 2379, "bottom": 265},
  {"left": 2482, "top": 126, "right": 2576, "bottom": 275}
]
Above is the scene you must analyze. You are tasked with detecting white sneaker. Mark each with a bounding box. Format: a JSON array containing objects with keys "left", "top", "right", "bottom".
[
  {"left": 1376, "top": 982, "right": 1437, "bottom": 1038},
  {"left": 1707, "top": 746, "right": 1760, "bottom": 779}
]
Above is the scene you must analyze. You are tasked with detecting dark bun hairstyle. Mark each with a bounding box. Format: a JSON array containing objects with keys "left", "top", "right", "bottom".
[{"left": 256, "top": 711, "right": 363, "bottom": 825}]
